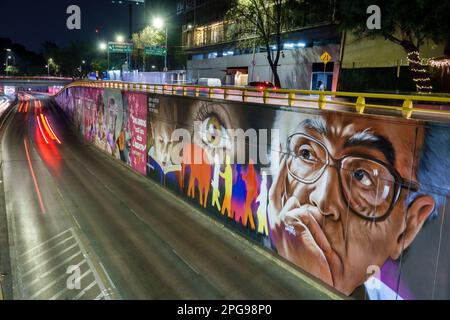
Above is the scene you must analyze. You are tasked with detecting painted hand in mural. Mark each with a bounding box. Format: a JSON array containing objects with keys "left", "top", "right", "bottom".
[{"left": 268, "top": 156, "right": 341, "bottom": 288}]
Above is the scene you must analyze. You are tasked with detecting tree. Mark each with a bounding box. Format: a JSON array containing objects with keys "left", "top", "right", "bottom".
[
  {"left": 336, "top": 0, "right": 450, "bottom": 93},
  {"left": 47, "top": 58, "right": 59, "bottom": 75},
  {"left": 42, "top": 41, "right": 94, "bottom": 76},
  {"left": 226, "top": 0, "right": 299, "bottom": 88},
  {"left": 5, "top": 65, "right": 19, "bottom": 75},
  {"left": 91, "top": 58, "right": 108, "bottom": 72},
  {"left": 132, "top": 26, "right": 165, "bottom": 71}
]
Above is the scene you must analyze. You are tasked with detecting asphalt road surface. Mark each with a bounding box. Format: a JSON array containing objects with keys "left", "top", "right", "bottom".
[{"left": 0, "top": 93, "right": 341, "bottom": 300}]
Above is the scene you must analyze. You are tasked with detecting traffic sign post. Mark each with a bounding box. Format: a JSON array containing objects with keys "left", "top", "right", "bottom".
[
  {"left": 107, "top": 42, "right": 133, "bottom": 73},
  {"left": 320, "top": 51, "right": 332, "bottom": 91},
  {"left": 144, "top": 45, "right": 167, "bottom": 57},
  {"left": 320, "top": 51, "right": 331, "bottom": 64},
  {"left": 108, "top": 42, "right": 134, "bottom": 54}
]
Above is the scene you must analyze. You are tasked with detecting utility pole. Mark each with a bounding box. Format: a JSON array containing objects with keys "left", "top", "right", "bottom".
[
  {"left": 164, "top": 26, "right": 168, "bottom": 72},
  {"left": 129, "top": 2, "right": 133, "bottom": 40}
]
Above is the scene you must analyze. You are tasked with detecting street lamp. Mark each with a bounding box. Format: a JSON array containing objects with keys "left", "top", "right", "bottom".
[
  {"left": 116, "top": 34, "right": 125, "bottom": 43},
  {"left": 152, "top": 17, "right": 164, "bottom": 29},
  {"left": 152, "top": 17, "right": 168, "bottom": 72}
]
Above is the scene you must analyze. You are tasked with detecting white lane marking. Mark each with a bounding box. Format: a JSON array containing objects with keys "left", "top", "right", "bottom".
[
  {"left": 49, "top": 269, "right": 92, "bottom": 300},
  {"left": 72, "top": 216, "right": 82, "bottom": 230},
  {"left": 98, "top": 262, "right": 118, "bottom": 292},
  {"left": 71, "top": 229, "right": 112, "bottom": 300},
  {"left": 20, "top": 235, "right": 75, "bottom": 266},
  {"left": 18, "top": 229, "right": 71, "bottom": 258},
  {"left": 29, "top": 260, "right": 87, "bottom": 300},
  {"left": 23, "top": 252, "right": 83, "bottom": 290},
  {"left": 72, "top": 280, "right": 97, "bottom": 300},
  {"left": 21, "top": 243, "right": 79, "bottom": 278},
  {"left": 172, "top": 249, "right": 199, "bottom": 275},
  {"left": 94, "top": 293, "right": 104, "bottom": 300},
  {"left": 56, "top": 186, "right": 64, "bottom": 199}
]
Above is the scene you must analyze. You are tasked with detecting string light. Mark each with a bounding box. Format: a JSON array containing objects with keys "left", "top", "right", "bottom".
[
  {"left": 407, "top": 51, "right": 433, "bottom": 92},
  {"left": 413, "top": 77, "right": 431, "bottom": 82},
  {"left": 416, "top": 85, "right": 433, "bottom": 90},
  {"left": 428, "top": 58, "right": 450, "bottom": 68}
]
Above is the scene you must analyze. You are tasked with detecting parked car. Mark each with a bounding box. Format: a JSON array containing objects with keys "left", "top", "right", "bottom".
[
  {"left": 197, "top": 78, "right": 222, "bottom": 87},
  {"left": 248, "top": 81, "right": 278, "bottom": 91}
]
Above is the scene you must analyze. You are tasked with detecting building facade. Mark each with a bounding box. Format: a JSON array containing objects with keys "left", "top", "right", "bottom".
[{"left": 175, "top": 0, "right": 341, "bottom": 90}]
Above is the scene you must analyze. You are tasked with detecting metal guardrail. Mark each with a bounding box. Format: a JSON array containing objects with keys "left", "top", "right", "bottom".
[
  {"left": 0, "top": 76, "right": 73, "bottom": 81},
  {"left": 60, "top": 80, "right": 450, "bottom": 120}
]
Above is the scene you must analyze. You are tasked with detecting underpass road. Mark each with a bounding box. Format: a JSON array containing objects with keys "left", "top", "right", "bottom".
[{"left": 0, "top": 93, "right": 341, "bottom": 300}]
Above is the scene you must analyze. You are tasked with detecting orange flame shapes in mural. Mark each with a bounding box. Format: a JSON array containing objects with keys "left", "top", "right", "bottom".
[{"left": 182, "top": 143, "right": 211, "bottom": 208}]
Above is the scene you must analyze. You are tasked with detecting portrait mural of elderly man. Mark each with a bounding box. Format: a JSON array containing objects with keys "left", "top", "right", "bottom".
[{"left": 268, "top": 110, "right": 450, "bottom": 299}]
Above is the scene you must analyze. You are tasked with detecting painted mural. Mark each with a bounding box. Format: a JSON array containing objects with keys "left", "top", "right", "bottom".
[{"left": 56, "top": 87, "right": 450, "bottom": 300}]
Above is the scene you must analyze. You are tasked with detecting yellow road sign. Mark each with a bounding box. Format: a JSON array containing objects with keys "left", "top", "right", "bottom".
[{"left": 320, "top": 51, "right": 332, "bottom": 64}]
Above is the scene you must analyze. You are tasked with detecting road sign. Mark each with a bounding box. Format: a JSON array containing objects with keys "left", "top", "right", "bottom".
[
  {"left": 108, "top": 42, "right": 133, "bottom": 54},
  {"left": 144, "top": 45, "right": 167, "bottom": 57},
  {"left": 320, "top": 51, "right": 332, "bottom": 64}
]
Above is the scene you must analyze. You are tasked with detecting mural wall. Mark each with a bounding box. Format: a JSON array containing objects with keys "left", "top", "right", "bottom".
[{"left": 56, "top": 86, "right": 450, "bottom": 300}]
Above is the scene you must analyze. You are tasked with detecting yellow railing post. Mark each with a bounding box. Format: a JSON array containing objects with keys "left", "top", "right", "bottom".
[
  {"left": 402, "top": 99, "right": 413, "bottom": 119},
  {"left": 183, "top": 86, "right": 187, "bottom": 96},
  {"left": 288, "top": 92, "right": 295, "bottom": 107},
  {"left": 172, "top": 85, "right": 176, "bottom": 95},
  {"left": 224, "top": 88, "right": 228, "bottom": 100},
  {"left": 318, "top": 93, "right": 326, "bottom": 109},
  {"left": 242, "top": 89, "right": 247, "bottom": 102},
  {"left": 263, "top": 90, "right": 269, "bottom": 104},
  {"left": 356, "top": 96, "right": 366, "bottom": 114},
  {"left": 209, "top": 87, "right": 213, "bottom": 99},
  {"left": 195, "top": 87, "right": 199, "bottom": 97}
]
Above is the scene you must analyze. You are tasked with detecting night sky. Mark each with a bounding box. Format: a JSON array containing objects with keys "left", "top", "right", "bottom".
[{"left": 0, "top": 0, "right": 173, "bottom": 53}]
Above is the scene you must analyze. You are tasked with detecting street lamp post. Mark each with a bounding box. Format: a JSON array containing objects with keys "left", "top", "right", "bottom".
[
  {"left": 4, "top": 48, "right": 12, "bottom": 76},
  {"left": 99, "top": 42, "right": 109, "bottom": 76},
  {"left": 153, "top": 17, "right": 168, "bottom": 72},
  {"left": 80, "top": 60, "right": 86, "bottom": 77}
]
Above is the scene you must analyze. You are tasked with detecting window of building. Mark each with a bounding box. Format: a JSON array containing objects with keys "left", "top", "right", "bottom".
[
  {"left": 192, "top": 54, "right": 204, "bottom": 61},
  {"left": 311, "top": 62, "right": 334, "bottom": 91}
]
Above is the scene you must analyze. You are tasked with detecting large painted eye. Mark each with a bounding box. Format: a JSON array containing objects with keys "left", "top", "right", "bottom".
[{"left": 200, "top": 115, "right": 229, "bottom": 148}]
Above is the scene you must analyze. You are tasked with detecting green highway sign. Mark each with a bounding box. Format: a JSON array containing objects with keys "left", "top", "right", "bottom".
[
  {"left": 108, "top": 42, "right": 134, "bottom": 54},
  {"left": 144, "top": 45, "right": 167, "bottom": 56}
]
